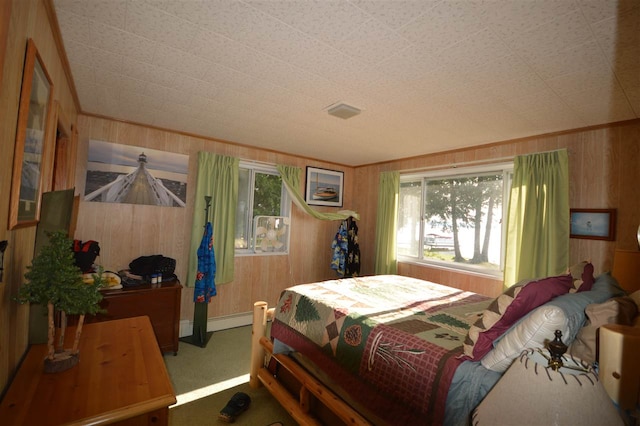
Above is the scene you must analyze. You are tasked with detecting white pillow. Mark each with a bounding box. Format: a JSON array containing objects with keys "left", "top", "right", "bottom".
[{"left": 481, "top": 305, "right": 569, "bottom": 372}]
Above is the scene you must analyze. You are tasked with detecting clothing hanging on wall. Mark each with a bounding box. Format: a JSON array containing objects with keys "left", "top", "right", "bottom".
[
  {"left": 331, "top": 217, "right": 360, "bottom": 278},
  {"left": 345, "top": 217, "right": 360, "bottom": 277},
  {"left": 194, "top": 222, "right": 216, "bottom": 303},
  {"left": 331, "top": 221, "right": 348, "bottom": 277},
  {"left": 182, "top": 196, "right": 216, "bottom": 348},
  {"left": 193, "top": 197, "right": 216, "bottom": 303}
]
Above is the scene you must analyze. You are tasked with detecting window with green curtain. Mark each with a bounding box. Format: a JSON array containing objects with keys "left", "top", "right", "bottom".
[
  {"left": 396, "top": 163, "right": 513, "bottom": 277},
  {"left": 187, "top": 153, "right": 238, "bottom": 287},
  {"left": 503, "top": 149, "right": 569, "bottom": 287}
]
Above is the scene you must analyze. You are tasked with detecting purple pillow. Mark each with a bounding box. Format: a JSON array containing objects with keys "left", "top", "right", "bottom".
[
  {"left": 576, "top": 262, "right": 595, "bottom": 292},
  {"left": 463, "top": 274, "right": 573, "bottom": 360}
]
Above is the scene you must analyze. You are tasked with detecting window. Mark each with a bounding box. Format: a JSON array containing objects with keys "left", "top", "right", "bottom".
[
  {"left": 397, "top": 163, "right": 512, "bottom": 276},
  {"left": 235, "top": 161, "right": 290, "bottom": 255}
]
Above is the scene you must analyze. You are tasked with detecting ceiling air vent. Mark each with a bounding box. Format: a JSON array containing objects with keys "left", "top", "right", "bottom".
[{"left": 326, "top": 102, "right": 361, "bottom": 119}]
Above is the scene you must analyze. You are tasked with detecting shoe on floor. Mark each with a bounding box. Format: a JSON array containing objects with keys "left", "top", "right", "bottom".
[{"left": 219, "top": 392, "right": 251, "bottom": 423}]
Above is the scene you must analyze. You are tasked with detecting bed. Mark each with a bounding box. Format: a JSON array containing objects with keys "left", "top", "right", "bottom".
[{"left": 250, "top": 269, "right": 638, "bottom": 425}]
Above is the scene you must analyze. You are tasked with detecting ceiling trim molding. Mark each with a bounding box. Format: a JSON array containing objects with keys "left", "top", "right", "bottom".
[
  {"left": 358, "top": 118, "right": 640, "bottom": 170},
  {"left": 82, "top": 111, "right": 640, "bottom": 170},
  {"left": 43, "top": 0, "right": 80, "bottom": 113},
  {"left": 79, "top": 111, "right": 355, "bottom": 169}
]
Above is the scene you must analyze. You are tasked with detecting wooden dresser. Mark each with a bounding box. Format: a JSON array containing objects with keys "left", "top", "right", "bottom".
[
  {"left": 0, "top": 317, "right": 176, "bottom": 425},
  {"left": 88, "top": 279, "right": 182, "bottom": 354}
]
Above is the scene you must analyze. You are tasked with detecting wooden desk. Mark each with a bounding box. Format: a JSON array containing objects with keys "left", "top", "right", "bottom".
[{"left": 0, "top": 316, "right": 176, "bottom": 425}]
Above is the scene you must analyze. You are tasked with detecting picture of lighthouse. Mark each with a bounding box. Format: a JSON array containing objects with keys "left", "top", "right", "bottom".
[{"left": 84, "top": 140, "right": 188, "bottom": 207}]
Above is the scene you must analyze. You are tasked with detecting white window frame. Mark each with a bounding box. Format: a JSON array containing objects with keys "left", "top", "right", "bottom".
[
  {"left": 235, "top": 160, "right": 291, "bottom": 256},
  {"left": 397, "top": 162, "right": 513, "bottom": 278}
]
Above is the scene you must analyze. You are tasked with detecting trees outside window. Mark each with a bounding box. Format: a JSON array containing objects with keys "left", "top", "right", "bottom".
[
  {"left": 235, "top": 162, "right": 290, "bottom": 254},
  {"left": 398, "top": 164, "right": 512, "bottom": 276}
]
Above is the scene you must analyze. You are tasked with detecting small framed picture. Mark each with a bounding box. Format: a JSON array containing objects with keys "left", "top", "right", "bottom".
[
  {"left": 305, "top": 166, "right": 343, "bottom": 207},
  {"left": 570, "top": 209, "right": 616, "bottom": 241}
]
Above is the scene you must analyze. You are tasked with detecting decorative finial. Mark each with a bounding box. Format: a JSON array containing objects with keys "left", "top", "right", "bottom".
[{"left": 547, "top": 330, "right": 568, "bottom": 371}]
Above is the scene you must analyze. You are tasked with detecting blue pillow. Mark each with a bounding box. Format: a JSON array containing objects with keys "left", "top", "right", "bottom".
[{"left": 546, "top": 272, "right": 626, "bottom": 344}]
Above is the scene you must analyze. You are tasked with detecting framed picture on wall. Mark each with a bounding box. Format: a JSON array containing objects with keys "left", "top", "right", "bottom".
[
  {"left": 84, "top": 140, "right": 188, "bottom": 207},
  {"left": 570, "top": 208, "right": 616, "bottom": 241},
  {"left": 305, "top": 166, "right": 344, "bottom": 207},
  {"left": 9, "top": 39, "right": 55, "bottom": 229}
]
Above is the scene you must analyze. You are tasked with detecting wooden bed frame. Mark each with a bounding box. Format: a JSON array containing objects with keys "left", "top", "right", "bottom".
[
  {"left": 250, "top": 264, "right": 640, "bottom": 425},
  {"left": 249, "top": 301, "right": 372, "bottom": 426}
]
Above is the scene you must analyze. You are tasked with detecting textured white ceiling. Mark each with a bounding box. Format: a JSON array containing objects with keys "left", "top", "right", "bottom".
[{"left": 53, "top": 0, "right": 639, "bottom": 166}]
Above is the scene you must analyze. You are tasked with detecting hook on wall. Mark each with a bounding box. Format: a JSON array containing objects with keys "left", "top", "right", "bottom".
[{"left": 204, "top": 196, "right": 212, "bottom": 225}]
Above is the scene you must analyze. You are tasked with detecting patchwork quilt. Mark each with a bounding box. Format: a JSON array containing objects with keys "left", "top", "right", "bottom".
[{"left": 271, "top": 275, "right": 491, "bottom": 425}]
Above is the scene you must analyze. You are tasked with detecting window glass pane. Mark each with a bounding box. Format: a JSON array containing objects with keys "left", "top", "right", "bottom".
[
  {"left": 235, "top": 164, "right": 290, "bottom": 255},
  {"left": 423, "top": 173, "right": 503, "bottom": 270},
  {"left": 235, "top": 168, "right": 250, "bottom": 249},
  {"left": 254, "top": 172, "right": 282, "bottom": 217},
  {"left": 398, "top": 180, "right": 422, "bottom": 257}
]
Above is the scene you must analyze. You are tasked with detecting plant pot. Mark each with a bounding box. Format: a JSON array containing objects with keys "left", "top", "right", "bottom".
[{"left": 44, "top": 350, "right": 79, "bottom": 373}]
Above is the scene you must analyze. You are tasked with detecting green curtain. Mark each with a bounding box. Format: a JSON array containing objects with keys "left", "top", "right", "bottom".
[
  {"left": 374, "top": 171, "right": 399, "bottom": 275},
  {"left": 277, "top": 164, "right": 359, "bottom": 220},
  {"left": 187, "top": 153, "right": 239, "bottom": 287},
  {"left": 503, "top": 149, "right": 569, "bottom": 287}
]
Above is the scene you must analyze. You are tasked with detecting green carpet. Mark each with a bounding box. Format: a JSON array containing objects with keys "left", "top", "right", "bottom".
[
  {"left": 164, "top": 325, "right": 294, "bottom": 425},
  {"left": 170, "top": 382, "right": 291, "bottom": 425}
]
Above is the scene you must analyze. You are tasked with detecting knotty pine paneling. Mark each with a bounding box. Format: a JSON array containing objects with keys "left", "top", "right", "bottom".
[
  {"left": 74, "top": 115, "right": 354, "bottom": 323},
  {"left": 398, "top": 263, "right": 503, "bottom": 298},
  {"left": 354, "top": 120, "right": 640, "bottom": 292},
  {"left": 1, "top": 0, "right": 79, "bottom": 396}
]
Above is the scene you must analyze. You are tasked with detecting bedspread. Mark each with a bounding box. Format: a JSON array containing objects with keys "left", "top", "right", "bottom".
[{"left": 271, "top": 275, "right": 491, "bottom": 425}]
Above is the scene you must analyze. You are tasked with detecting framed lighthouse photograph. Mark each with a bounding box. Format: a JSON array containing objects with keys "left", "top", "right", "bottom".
[{"left": 84, "top": 140, "right": 188, "bottom": 207}]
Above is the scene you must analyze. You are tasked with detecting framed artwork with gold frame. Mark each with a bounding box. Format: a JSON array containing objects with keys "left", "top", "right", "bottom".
[
  {"left": 305, "top": 166, "right": 344, "bottom": 207},
  {"left": 9, "top": 39, "right": 54, "bottom": 229}
]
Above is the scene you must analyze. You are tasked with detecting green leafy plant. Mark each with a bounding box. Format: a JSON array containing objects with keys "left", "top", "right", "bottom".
[{"left": 16, "top": 231, "right": 104, "bottom": 371}]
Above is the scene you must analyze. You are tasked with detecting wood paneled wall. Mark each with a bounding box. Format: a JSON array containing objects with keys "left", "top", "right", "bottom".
[
  {"left": 353, "top": 120, "right": 640, "bottom": 298},
  {"left": 73, "top": 115, "right": 356, "bottom": 324},
  {"left": 2, "top": 0, "right": 638, "bottom": 401},
  {"left": 0, "top": 0, "right": 79, "bottom": 395}
]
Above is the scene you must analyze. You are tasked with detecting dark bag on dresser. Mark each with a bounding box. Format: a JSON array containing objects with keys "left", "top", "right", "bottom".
[
  {"left": 129, "top": 255, "right": 176, "bottom": 278},
  {"left": 73, "top": 240, "right": 100, "bottom": 273}
]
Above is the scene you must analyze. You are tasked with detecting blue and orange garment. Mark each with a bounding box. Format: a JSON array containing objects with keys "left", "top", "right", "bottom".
[
  {"left": 331, "top": 221, "right": 348, "bottom": 277},
  {"left": 345, "top": 218, "right": 360, "bottom": 277},
  {"left": 194, "top": 221, "right": 216, "bottom": 303},
  {"left": 331, "top": 218, "right": 361, "bottom": 278}
]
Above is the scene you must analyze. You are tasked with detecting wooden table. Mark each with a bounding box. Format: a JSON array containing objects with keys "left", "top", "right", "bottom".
[{"left": 0, "top": 316, "right": 176, "bottom": 425}]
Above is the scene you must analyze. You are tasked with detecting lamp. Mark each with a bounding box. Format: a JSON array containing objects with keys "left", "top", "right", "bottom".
[
  {"left": 473, "top": 347, "right": 623, "bottom": 425},
  {"left": 599, "top": 324, "right": 640, "bottom": 411},
  {"left": 612, "top": 249, "right": 640, "bottom": 293}
]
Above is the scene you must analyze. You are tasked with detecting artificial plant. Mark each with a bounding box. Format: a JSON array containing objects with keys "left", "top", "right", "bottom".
[{"left": 16, "top": 231, "right": 104, "bottom": 372}]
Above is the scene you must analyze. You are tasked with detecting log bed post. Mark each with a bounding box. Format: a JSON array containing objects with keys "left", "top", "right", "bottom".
[
  {"left": 250, "top": 300, "right": 371, "bottom": 425},
  {"left": 250, "top": 301, "right": 270, "bottom": 388}
]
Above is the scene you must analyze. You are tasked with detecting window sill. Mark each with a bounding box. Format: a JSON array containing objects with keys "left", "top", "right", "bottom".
[
  {"left": 397, "top": 256, "right": 503, "bottom": 280},
  {"left": 235, "top": 251, "right": 289, "bottom": 257}
]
